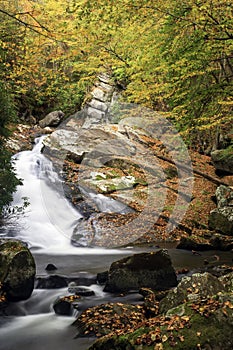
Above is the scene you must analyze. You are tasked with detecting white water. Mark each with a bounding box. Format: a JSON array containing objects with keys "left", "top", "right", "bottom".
[{"left": 7, "top": 137, "right": 130, "bottom": 255}]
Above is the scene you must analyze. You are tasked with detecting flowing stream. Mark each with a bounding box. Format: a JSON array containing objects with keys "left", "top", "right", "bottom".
[{"left": 0, "top": 136, "right": 233, "bottom": 350}]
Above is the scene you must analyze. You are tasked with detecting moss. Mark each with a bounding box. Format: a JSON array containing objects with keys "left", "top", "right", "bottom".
[
  {"left": 90, "top": 300, "right": 233, "bottom": 350},
  {"left": 94, "top": 174, "right": 106, "bottom": 181},
  {"left": 216, "top": 145, "right": 233, "bottom": 161}
]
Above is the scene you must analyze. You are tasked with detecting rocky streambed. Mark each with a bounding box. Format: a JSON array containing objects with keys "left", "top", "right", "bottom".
[{"left": 1, "top": 240, "right": 233, "bottom": 350}]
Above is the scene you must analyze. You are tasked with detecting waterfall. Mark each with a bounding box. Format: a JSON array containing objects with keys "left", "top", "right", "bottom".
[{"left": 3, "top": 136, "right": 130, "bottom": 255}]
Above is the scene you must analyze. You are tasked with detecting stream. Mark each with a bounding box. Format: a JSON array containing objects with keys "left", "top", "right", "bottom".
[{"left": 0, "top": 136, "right": 233, "bottom": 350}]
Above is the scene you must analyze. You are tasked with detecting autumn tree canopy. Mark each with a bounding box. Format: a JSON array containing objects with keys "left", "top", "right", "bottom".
[{"left": 0, "top": 0, "right": 232, "bottom": 137}]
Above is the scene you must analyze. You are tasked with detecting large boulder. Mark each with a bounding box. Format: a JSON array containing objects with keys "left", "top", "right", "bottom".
[
  {"left": 159, "top": 272, "right": 225, "bottom": 314},
  {"left": 211, "top": 145, "right": 233, "bottom": 174},
  {"left": 104, "top": 250, "right": 178, "bottom": 293},
  {"left": 0, "top": 240, "right": 35, "bottom": 301},
  {"left": 43, "top": 126, "right": 136, "bottom": 165},
  {"left": 209, "top": 185, "right": 233, "bottom": 235},
  {"left": 39, "top": 110, "right": 64, "bottom": 128}
]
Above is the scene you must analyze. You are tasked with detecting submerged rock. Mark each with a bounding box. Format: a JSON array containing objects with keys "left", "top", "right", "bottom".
[
  {"left": 0, "top": 239, "right": 35, "bottom": 301},
  {"left": 45, "top": 263, "right": 57, "bottom": 271},
  {"left": 35, "top": 275, "right": 68, "bottom": 289},
  {"left": 53, "top": 295, "right": 80, "bottom": 316},
  {"left": 104, "top": 250, "right": 177, "bottom": 293}
]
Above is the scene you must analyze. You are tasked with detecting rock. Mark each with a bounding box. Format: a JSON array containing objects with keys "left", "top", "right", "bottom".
[
  {"left": 86, "top": 106, "right": 104, "bottom": 120},
  {"left": 88, "top": 173, "right": 138, "bottom": 194},
  {"left": 91, "top": 87, "right": 110, "bottom": 102},
  {"left": 35, "top": 275, "right": 68, "bottom": 289},
  {"left": 66, "top": 275, "right": 97, "bottom": 286},
  {"left": 219, "top": 272, "right": 233, "bottom": 292},
  {"left": 39, "top": 110, "right": 64, "bottom": 128},
  {"left": 45, "top": 263, "right": 57, "bottom": 271},
  {"left": 104, "top": 250, "right": 178, "bottom": 293},
  {"left": 43, "top": 127, "right": 136, "bottom": 166},
  {"left": 211, "top": 145, "right": 233, "bottom": 174},
  {"left": 53, "top": 295, "right": 80, "bottom": 316},
  {"left": 68, "top": 283, "right": 95, "bottom": 296},
  {"left": 139, "top": 288, "right": 159, "bottom": 317},
  {"left": 209, "top": 208, "right": 233, "bottom": 235},
  {"left": 97, "top": 271, "right": 109, "bottom": 285},
  {"left": 71, "top": 217, "right": 95, "bottom": 247},
  {"left": 216, "top": 185, "right": 233, "bottom": 208},
  {"left": 176, "top": 236, "right": 213, "bottom": 251},
  {"left": 209, "top": 233, "right": 233, "bottom": 250},
  {"left": 159, "top": 272, "right": 225, "bottom": 314},
  {"left": 88, "top": 99, "right": 109, "bottom": 112},
  {"left": 209, "top": 185, "right": 233, "bottom": 235},
  {"left": 73, "top": 302, "right": 146, "bottom": 337},
  {"left": 0, "top": 240, "right": 35, "bottom": 302},
  {"left": 90, "top": 299, "right": 233, "bottom": 350}
]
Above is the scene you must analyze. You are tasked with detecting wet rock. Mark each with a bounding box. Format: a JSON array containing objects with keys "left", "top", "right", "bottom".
[
  {"left": 104, "top": 250, "right": 178, "bottom": 293},
  {"left": 39, "top": 110, "right": 64, "bottom": 128},
  {"left": 159, "top": 272, "right": 225, "bottom": 314},
  {"left": 0, "top": 240, "right": 35, "bottom": 301},
  {"left": 176, "top": 236, "right": 213, "bottom": 251},
  {"left": 53, "top": 295, "right": 80, "bottom": 315},
  {"left": 35, "top": 275, "right": 68, "bottom": 289},
  {"left": 71, "top": 217, "right": 95, "bottom": 247},
  {"left": 97, "top": 271, "right": 109, "bottom": 285},
  {"left": 68, "top": 283, "right": 95, "bottom": 296},
  {"left": 66, "top": 275, "right": 97, "bottom": 286},
  {"left": 45, "top": 263, "right": 57, "bottom": 271}
]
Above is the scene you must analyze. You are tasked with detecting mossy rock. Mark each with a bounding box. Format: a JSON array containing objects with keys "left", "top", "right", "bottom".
[
  {"left": 104, "top": 250, "right": 177, "bottom": 293},
  {"left": 89, "top": 298, "right": 233, "bottom": 350},
  {"left": 211, "top": 146, "right": 233, "bottom": 174},
  {"left": 0, "top": 240, "right": 35, "bottom": 301},
  {"left": 159, "top": 272, "right": 225, "bottom": 314}
]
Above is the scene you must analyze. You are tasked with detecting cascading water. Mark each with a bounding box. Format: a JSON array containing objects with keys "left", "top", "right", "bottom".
[
  {"left": 5, "top": 136, "right": 81, "bottom": 253},
  {"left": 3, "top": 136, "right": 132, "bottom": 254}
]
